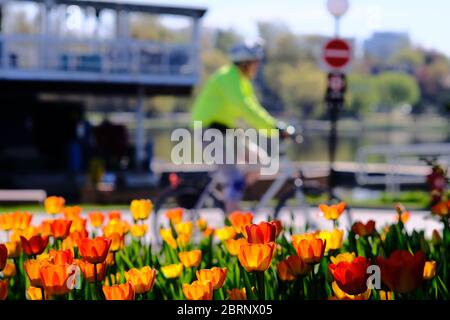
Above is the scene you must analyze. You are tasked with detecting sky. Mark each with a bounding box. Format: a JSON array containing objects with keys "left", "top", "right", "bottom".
[{"left": 144, "top": 0, "right": 450, "bottom": 56}]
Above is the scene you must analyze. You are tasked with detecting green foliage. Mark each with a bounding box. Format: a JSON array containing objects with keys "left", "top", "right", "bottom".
[{"left": 376, "top": 72, "right": 420, "bottom": 108}]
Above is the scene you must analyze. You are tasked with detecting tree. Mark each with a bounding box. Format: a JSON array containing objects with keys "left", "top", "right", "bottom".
[
  {"left": 264, "top": 62, "right": 326, "bottom": 117},
  {"left": 215, "top": 29, "right": 242, "bottom": 53},
  {"left": 375, "top": 72, "right": 420, "bottom": 110},
  {"left": 346, "top": 74, "right": 380, "bottom": 117}
]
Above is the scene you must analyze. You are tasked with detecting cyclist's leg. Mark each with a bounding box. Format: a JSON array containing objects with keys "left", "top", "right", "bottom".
[{"left": 219, "top": 163, "right": 246, "bottom": 213}]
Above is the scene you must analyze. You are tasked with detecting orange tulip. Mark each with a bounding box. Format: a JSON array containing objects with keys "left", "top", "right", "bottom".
[
  {"left": 108, "top": 232, "right": 125, "bottom": 252},
  {"left": 11, "top": 212, "right": 32, "bottom": 230},
  {"left": 203, "top": 227, "right": 214, "bottom": 238},
  {"left": 77, "top": 237, "right": 112, "bottom": 264},
  {"left": 238, "top": 242, "right": 275, "bottom": 272},
  {"left": 319, "top": 202, "right": 346, "bottom": 220},
  {"left": 352, "top": 220, "right": 376, "bottom": 237},
  {"left": 44, "top": 196, "right": 65, "bottom": 214},
  {"left": 26, "top": 286, "right": 43, "bottom": 300},
  {"left": 3, "top": 262, "right": 16, "bottom": 278},
  {"left": 88, "top": 211, "right": 105, "bottom": 228},
  {"left": 161, "top": 263, "right": 183, "bottom": 279},
  {"left": 39, "top": 264, "right": 71, "bottom": 296},
  {"left": 431, "top": 201, "right": 449, "bottom": 217},
  {"left": 376, "top": 250, "right": 425, "bottom": 294},
  {"left": 179, "top": 249, "right": 202, "bottom": 268},
  {"left": 0, "top": 213, "right": 14, "bottom": 231},
  {"left": 69, "top": 218, "right": 87, "bottom": 233},
  {"left": 329, "top": 256, "right": 370, "bottom": 295},
  {"left": 165, "top": 208, "right": 184, "bottom": 224},
  {"left": 228, "top": 211, "right": 253, "bottom": 233},
  {"left": 77, "top": 260, "right": 107, "bottom": 283},
  {"left": 196, "top": 218, "right": 208, "bottom": 231},
  {"left": 124, "top": 266, "right": 156, "bottom": 294},
  {"left": 40, "top": 220, "right": 53, "bottom": 237},
  {"left": 423, "top": 261, "right": 437, "bottom": 280},
  {"left": 228, "top": 288, "right": 247, "bottom": 300},
  {"left": 0, "top": 279, "right": 8, "bottom": 300},
  {"left": 103, "top": 281, "right": 135, "bottom": 300},
  {"left": 215, "top": 226, "right": 236, "bottom": 241},
  {"left": 62, "top": 206, "right": 82, "bottom": 220},
  {"left": 5, "top": 241, "right": 22, "bottom": 258},
  {"left": 62, "top": 230, "right": 88, "bottom": 250},
  {"left": 105, "top": 252, "right": 115, "bottom": 267},
  {"left": 0, "top": 244, "right": 8, "bottom": 271},
  {"left": 130, "top": 199, "right": 153, "bottom": 220},
  {"left": 49, "top": 249, "right": 74, "bottom": 265},
  {"left": 292, "top": 233, "right": 326, "bottom": 264},
  {"left": 107, "top": 211, "right": 122, "bottom": 221},
  {"left": 50, "top": 219, "right": 72, "bottom": 239},
  {"left": 103, "top": 219, "right": 129, "bottom": 236},
  {"left": 182, "top": 280, "right": 213, "bottom": 300},
  {"left": 196, "top": 267, "right": 227, "bottom": 290},
  {"left": 20, "top": 235, "right": 49, "bottom": 256},
  {"left": 225, "top": 238, "right": 247, "bottom": 256},
  {"left": 24, "top": 259, "right": 44, "bottom": 287},
  {"left": 244, "top": 221, "right": 277, "bottom": 244},
  {"left": 277, "top": 255, "right": 311, "bottom": 282}
]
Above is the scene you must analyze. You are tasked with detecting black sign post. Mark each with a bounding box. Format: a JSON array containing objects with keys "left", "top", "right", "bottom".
[{"left": 325, "top": 72, "right": 346, "bottom": 200}]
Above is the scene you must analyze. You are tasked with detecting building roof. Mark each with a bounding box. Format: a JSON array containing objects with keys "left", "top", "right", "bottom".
[{"left": 12, "top": 0, "right": 207, "bottom": 18}]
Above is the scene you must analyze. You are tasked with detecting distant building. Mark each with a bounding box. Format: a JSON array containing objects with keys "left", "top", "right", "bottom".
[{"left": 364, "top": 32, "right": 411, "bottom": 63}]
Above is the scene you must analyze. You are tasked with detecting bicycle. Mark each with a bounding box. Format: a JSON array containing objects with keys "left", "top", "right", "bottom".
[{"left": 152, "top": 125, "right": 352, "bottom": 243}]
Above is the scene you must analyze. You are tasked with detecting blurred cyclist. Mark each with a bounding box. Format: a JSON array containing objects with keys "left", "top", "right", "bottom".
[{"left": 191, "top": 38, "right": 283, "bottom": 213}]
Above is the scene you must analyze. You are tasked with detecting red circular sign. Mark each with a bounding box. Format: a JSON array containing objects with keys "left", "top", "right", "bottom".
[{"left": 323, "top": 39, "right": 351, "bottom": 69}]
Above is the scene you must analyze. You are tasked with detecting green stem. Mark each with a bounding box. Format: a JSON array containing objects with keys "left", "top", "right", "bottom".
[{"left": 256, "top": 271, "right": 265, "bottom": 300}]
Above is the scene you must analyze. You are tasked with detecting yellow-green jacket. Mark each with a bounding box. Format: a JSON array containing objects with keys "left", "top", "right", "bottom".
[{"left": 191, "top": 64, "right": 277, "bottom": 133}]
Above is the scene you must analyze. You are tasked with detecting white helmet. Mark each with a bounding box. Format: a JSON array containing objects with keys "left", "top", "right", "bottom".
[{"left": 229, "top": 38, "right": 265, "bottom": 63}]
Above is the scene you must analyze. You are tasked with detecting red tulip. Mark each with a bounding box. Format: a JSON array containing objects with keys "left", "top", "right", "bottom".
[
  {"left": 244, "top": 221, "right": 276, "bottom": 244},
  {"left": 351, "top": 220, "right": 376, "bottom": 237},
  {"left": 376, "top": 250, "right": 425, "bottom": 294},
  {"left": 50, "top": 219, "right": 72, "bottom": 240},
  {"left": 329, "top": 256, "right": 370, "bottom": 295},
  {"left": 20, "top": 235, "right": 49, "bottom": 256},
  {"left": 0, "top": 244, "right": 7, "bottom": 271}
]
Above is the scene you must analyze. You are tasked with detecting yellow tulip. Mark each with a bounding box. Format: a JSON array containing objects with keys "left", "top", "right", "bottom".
[
  {"left": 130, "top": 224, "right": 148, "bottom": 238},
  {"left": 160, "top": 228, "right": 178, "bottom": 249},
  {"left": 316, "top": 229, "right": 344, "bottom": 252},
  {"left": 161, "top": 263, "right": 183, "bottom": 279},
  {"left": 26, "top": 286, "right": 43, "bottom": 300},
  {"left": 130, "top": 199, "right": 153, "bottom": 220},
  {"left": 215, "top": 226, "right": 236, "bottom": 241},
  {"left": 330, "top": 252, "right": 356, "bottom": 265},
  {"left": 331, "top": 281, "right": 371, "bottom": 300}
]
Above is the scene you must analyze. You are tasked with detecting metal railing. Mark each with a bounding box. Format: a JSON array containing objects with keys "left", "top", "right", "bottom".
[
  {"left": 0, "top": 34, "right": 197, "bottom": 84},
  {"left": 356, "top": 143, "right": 450, "bottom": 193}
]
